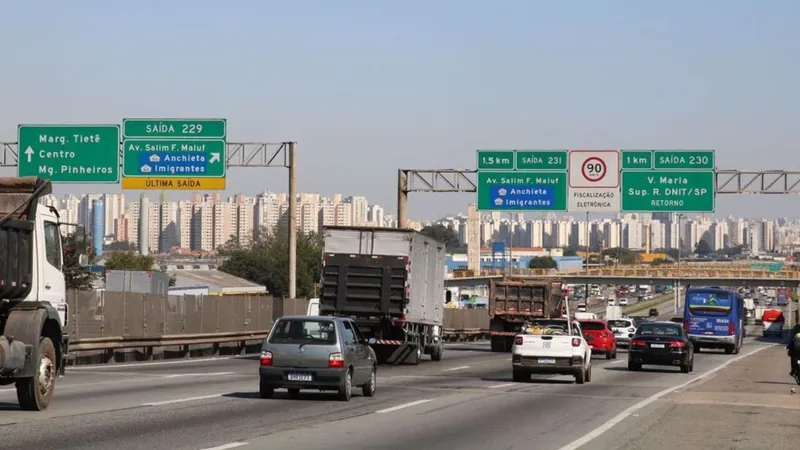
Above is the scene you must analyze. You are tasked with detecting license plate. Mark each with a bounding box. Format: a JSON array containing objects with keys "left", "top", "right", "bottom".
[
  {"left": 287, "top": 372, "right": 312, "bottom": 382},
  {"left": 650, "top": 343, "right": 665, "bottom": 348},
  {"left": 538, "top": 358, "right": 555, "bottom": 364}
]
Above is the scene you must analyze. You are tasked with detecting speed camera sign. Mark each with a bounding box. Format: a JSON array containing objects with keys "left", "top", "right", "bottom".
[{"left": 568, "top": 150, "right": 620, "bottom": 212}]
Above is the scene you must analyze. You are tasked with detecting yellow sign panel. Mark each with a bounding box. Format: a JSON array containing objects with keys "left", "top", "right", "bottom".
[{"left": 121, "top": 177, "right": 226, "bottom": 190}]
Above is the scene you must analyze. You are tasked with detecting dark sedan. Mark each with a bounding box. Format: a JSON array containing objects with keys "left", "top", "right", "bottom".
[{"left": 628, "top": 322, "right": 694, "bottom": 373}]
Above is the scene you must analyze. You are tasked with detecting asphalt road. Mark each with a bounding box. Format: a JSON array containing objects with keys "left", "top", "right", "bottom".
[{"left": 0, "top": 321, "right": 782, "bottom": 450}]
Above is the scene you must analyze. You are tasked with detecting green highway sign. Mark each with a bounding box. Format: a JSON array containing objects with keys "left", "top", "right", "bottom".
[
  {"left": 122, "top": 139, "right": 226, "bottom": 177},
  {"left": 621, "top": 150, "right": 654, "bottom": 170},
  {"left": 621, "top": 170, "right": 715, "bottom": 212},
  {"left": 476, "top": 171, "right": 567, "bottom": 211},
  {"left": 653, "top": 150, "right": 715, "bottom": 170},
  {"left": 477, "top": 150, "right": 515, "bottom": 170},
  {"left": 17, "top": 125, "right": 120, "bottom": 183},
  {"left": 123, "top": 118, "right": 227, "bottom": 139},
  {"left": 516, "top": 150, "right": 568, "bottom": 170}
]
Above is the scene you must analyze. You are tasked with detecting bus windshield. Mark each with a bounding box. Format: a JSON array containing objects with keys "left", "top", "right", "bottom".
[{"left": 687, "top": 291, "right": 732, "bottom": 315}]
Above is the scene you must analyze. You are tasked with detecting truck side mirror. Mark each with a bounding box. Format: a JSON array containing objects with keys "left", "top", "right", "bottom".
[
  {"left": 445, "top": 290, "right": 452, "bottom": 303},
  {"left": 78, "top": 254, "right": 89, "bottom": 267}
]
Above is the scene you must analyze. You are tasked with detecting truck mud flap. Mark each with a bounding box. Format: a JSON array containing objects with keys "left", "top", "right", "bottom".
[{"left": 373, "top": 342, "right": 420, "bottom": 365}]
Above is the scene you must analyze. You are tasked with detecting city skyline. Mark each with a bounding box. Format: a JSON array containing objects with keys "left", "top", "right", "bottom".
[{"left": 41, "top": 191, "right": 796, "bottom": 257}]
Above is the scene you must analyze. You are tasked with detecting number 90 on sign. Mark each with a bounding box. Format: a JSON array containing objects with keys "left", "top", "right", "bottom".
[{"left": 581, "top": 157, "right": 606, "bottom": 182}]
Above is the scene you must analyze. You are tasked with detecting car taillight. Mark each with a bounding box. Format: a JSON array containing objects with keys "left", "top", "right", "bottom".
[
  {"left": 631, "top": 338, "right": 647, "bottom": 347},
  {"left": 259, "top": 351, "right": 273, "bottom": 366},
  {"left": 728, "top": 323, "right": 735, "bottom": 335},
  {"left": 670, "top": 340, "right": 687, "bottom": 349},
  {"left": 628, "top": 327, "right": 635, "bottom": 333},
  {"left": 571, "top": 338, "right": 581, "bottom": 347},
  {"left": 329, "top": 352, "right": 345, "bottom": 368},
  {"left": 514, "top": 336, "right": 523, "bottom": 345}
]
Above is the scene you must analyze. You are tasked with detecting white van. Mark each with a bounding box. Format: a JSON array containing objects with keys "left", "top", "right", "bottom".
[
  {"left": 306, "top": 298, "right": 320, "bottom": 316},
  {"left": 574, "top": 312, "right": 598, "bottom": 320}
]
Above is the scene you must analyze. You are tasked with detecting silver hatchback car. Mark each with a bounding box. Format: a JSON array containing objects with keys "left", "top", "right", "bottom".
[{"left": 259, "top": 315, "right": 377, "bottom": 401}]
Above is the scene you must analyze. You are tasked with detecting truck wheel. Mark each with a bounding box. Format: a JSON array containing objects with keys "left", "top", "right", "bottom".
[
  {"left": 512, "top": 368, "right": 529, "bottom": 382},
  {"left": 490, "top": 337, "right": 506, "bottom": 352},
  {"left": 16, "top": 337, "right": 57, "bottom": 411},
  {"left": 431, "top": 345, "right": 443, "bottom": 362},
  {"left": 585, "top": 364, "right": 592, "bottom": 382}
]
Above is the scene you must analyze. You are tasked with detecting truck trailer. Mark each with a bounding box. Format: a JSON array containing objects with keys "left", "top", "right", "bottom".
[
  {"left": 319, "top": 226, "right": 447, "bottom": 365},
  {"left": 0, "top": 177, "right": 86, "bottom": 410},
  {"left": 488, "top": 278, "right": 564, "bottom": 352}
]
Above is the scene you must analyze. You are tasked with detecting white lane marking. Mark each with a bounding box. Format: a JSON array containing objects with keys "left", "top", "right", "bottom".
[
  {"left": 608, "top": 359, "right": 625, "bottom": 364},
  {"left": 488, "top": 383, "right": 516, "bottom": 389},
  {"left": 375, "top": 399, "right": 432, "bottom": 414},
  {"left": 142, "top": 393, "right": 227, "bottom": 406},
  {"left": 444, "top": 365, "right": 470, "bottom": 372},
  {"left": 163, "top": 372, "right": 235, "bottom": 378},
  {"left": 199, "top": 443, "right": 248, "bottom": 450},
  {"left": 68, "top": 355, "right": 250, "bottom": 370},
  {"left": 556, "top": 344, "right": 775, "bottom": 450}
]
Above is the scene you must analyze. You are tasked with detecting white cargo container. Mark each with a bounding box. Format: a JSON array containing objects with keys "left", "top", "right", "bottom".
[{"left": 319, "top": 226, "right": 447, "bottom": 364}]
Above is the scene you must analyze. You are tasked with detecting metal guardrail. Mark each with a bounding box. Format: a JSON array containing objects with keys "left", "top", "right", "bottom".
[{"left": 70, "top": 331, "right": 271, "bottom": 352}]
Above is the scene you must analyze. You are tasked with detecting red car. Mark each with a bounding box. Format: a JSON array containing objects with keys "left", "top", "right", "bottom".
[{"left": 579, "top": 319, "right": 618, "bottom": 359}]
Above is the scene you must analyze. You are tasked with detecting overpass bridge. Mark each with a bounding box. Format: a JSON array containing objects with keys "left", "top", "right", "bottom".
[{"left": 445, "top": 266, "right": 800, "bottom": 288}]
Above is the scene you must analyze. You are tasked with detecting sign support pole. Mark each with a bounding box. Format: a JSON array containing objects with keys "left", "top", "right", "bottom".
[{"left": 288, "top": 142, "right": 298, "bottom": 299}]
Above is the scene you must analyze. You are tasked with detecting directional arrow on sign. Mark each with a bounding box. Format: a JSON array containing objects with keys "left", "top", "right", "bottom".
[
  {"left": 210, "top": 153, "right": 220, "bottom": 164},
  {"left": 25, "top": 146, "right": 34, "bottom": 163}
]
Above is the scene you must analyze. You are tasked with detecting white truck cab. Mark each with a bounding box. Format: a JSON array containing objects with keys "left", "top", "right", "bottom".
[{"left": 0, "top": 177, "right": 86, "bottom": 411}]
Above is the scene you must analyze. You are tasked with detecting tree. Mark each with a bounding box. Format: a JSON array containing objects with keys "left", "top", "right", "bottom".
[
  {"left": 63, "top": 233, "right": 95, "bottom": 290},
  {"left": 694, "top": 239, "right": 712, "bottom": 256},
  {"left": 104, "top": 251, "right": 156, "bottom": 271},
  {"left": 219, "top": 224, "right": 322, "bottom": 298},
  {"left": 528, "top": 256, "right": 558, "bottom": 269},
  {"left": 562, "top": 247, "right": 578, "bottom": 257},
  {"left": 419, "top": 224, "right": 463, "bottom": 252},
  {"left": 104, "top": 241, "right": 136, "bottom": 251}
]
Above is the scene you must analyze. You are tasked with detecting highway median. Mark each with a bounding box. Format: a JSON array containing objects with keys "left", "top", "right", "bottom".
[{"left": 622, "top": 291, "right": 680, "bottom": 316}]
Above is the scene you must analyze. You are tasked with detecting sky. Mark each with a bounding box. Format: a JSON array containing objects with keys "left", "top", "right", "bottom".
[{"left": 1, "top": 0, "right": 799, "bottom": 220}]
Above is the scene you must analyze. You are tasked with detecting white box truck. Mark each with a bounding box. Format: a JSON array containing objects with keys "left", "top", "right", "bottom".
[{"left": 319, "top": 226, "right": 447, "bottom": 365}]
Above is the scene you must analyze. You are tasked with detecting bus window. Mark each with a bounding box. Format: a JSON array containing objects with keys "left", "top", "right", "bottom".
[{"left": 687, "top": 291, "right": 732, "bottom": 316}]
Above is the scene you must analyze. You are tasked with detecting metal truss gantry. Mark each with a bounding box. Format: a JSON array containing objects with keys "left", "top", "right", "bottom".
[
  {"left": 1, "top": 140, "right": 300, "bottom": 299},
  {"left": 1, "top": 141, "right": 292, "bottom": 168},
  {"left": 397, "top": 169, "right": 800, "bottom": 227}
]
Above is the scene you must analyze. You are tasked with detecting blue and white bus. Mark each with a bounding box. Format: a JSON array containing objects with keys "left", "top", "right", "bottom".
[{"left": 683, "top": 287, "right": 745, "bottom": 354}]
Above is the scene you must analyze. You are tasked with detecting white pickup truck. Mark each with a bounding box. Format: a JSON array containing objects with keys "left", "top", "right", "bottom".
[{"left": 511, "top": 318, "right": 592, "bottom": 384}]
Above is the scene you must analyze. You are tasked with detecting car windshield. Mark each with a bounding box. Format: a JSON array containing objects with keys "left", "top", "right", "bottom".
[
  {"left": 608, "top": 320, "right": 632, "bottom": 328},
  {"left": 637, "top": 324, "right": 682, "bottom": 337},
  {"left": 268, "top": 318, "right": 337, "bottom": 345},
  {"left": 579, "top": 322, "right": 606, "bottom": 331}
]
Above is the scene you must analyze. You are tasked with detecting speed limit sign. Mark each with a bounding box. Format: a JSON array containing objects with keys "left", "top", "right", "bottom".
[
  {"left": 581, "top": 157, "right": 607, "bottom": 182},
  {"left": 568, "top": 150, "right": 620, "bottom": 213},
  {"left": 569, "top": 150, "right": 619, "bottom": 189}
]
